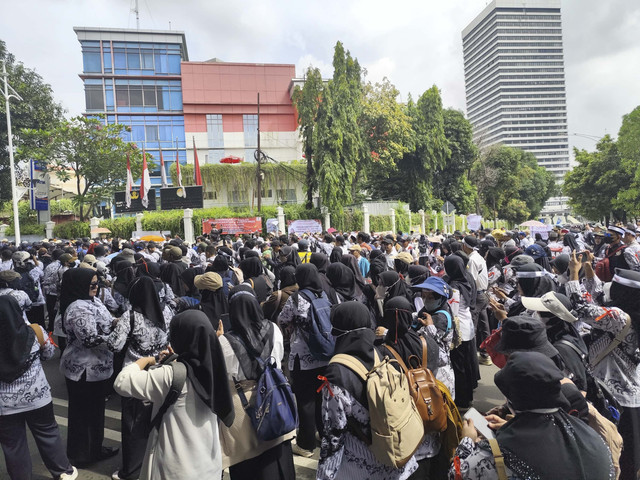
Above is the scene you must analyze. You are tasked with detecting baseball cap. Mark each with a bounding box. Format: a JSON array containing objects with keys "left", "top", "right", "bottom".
[{"left": 521, "top": 292, "right": 577, "bottom": 323}]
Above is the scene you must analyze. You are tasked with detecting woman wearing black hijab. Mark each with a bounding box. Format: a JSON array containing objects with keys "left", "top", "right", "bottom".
[
  {"left": 209, "top": 253, "right": 240, "bottom": 297},
  {"left": 239, "top": 256, "right": 272, "bottom": 303},
  {"left": 443, "top": 255, "right": 479, "bottom": 409},
  {"left": 262, "top": 265, "right": 298, "bottom": 323},
  {"left": 408, "top": 264, "right": 429, "bottom": 286},
  {"left": 340, "top": 254, "right": 367, "bottom": 291},
  {"left": 218, "top": 293, "right": 295, "bottom": 479},
  {"left": 277, "top": 264, "right": 329, "bottom": 458},
  {"left": 378, "top": 296, "right": 443, "bottom": 477},
  {"left": 60, "top": 268, "right": 119, "bottom": 466},
  {"left": 508, "top": 263, "right": 556, "bottom": 317},
  {"left": 160, "top": 247, "right": 188, "bottom": 297},
  {"left": 181, "top": 267, "right": 204, "bottom": 301},
  {"left": 318, "top": 301, "right": 419, "bottom": 478},
  {"left": 451, "top": 352, "right": 613, "bottom": 480},
  {"left": 111, "top": 256, "right": 135, "bottom": 307},
  {"left": 0, "top": 297, "right": 77, "bottom": 480},
  {"left": 115, "top": 310, "right": 234, "bottom": 479},
  {"left": 136, "top": 258, "right": 176, "bottom": 310},
  {"left": 309, "top": 252, "right": 336, "bottom": 299},
  {"left": 326, "top": 262, "right": 367, "bottom": 306},
  {"left": 329, "top": 246, "right": 343, "bottom": 264},
  {"left": 194, "top": 272, "right": 229, "bottom": 328},
  {"left": 108, "top": 276, "right": 173, "bottom": 480},
  {"left": 368, "top": 249, "right": 388, "bottom": 286}
]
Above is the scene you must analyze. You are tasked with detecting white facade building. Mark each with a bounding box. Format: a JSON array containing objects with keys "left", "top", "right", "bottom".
[{"left": 462, "top": 0, "right": 570, "bottom": 182}]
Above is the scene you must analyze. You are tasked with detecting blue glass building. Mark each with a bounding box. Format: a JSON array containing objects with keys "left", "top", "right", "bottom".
[{"left": 74, "top": 27, "right": 188, "bottom": 193}]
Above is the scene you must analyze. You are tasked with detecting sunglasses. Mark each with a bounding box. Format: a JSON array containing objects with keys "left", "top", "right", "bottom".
[{"left": 89, "top": 282, "right": 99, "bottom": 288}]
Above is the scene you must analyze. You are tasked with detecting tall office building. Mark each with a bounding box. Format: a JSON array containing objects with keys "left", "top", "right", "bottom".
[
  {"left": 462, "top": 0, "right": 569, "bottom": 182},
  {"left": 74, "top": 27, "right": 189, "bottom": 188}
]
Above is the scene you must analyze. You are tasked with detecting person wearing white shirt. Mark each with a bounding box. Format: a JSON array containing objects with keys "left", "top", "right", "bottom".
[{"left": 461, "top": 236, "right": 491, "bottom": 365}]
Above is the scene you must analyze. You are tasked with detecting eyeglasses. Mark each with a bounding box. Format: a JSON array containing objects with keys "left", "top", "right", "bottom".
[{"left": 89, "top": 283, "right": 99, "bottom": 288}]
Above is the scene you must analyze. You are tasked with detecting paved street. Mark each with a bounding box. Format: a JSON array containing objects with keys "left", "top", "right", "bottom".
[{"left": 1, "top": 355, "right": 501, "bottom": 479}]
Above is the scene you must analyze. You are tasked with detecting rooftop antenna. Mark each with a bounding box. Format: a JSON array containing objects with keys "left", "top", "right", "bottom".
[{"left": 133, "top": 0, "right": 140, "bottom": 29}]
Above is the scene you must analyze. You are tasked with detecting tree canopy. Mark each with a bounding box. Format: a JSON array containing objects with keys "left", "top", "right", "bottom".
[
  {"left": 564, "top": 105, "right": 640, "bottom": 222},
  {"left": 19, "top": 116, "right": 145, "bottom": 220},
  {"left": 472, "top": 145, "right": 555, "bottom": 225},
  {"left": 0, "top": 39, "right": 64, "bottom": 201}
]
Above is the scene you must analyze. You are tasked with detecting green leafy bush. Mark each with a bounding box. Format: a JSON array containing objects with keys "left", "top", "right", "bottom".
[{"left": 53, "top": 221, "right": 90, "bottom": 239}]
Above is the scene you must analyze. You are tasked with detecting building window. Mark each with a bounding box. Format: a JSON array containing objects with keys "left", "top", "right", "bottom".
[
  {"left": 204, "top": 191, "right": 217, "bottom": 200},
  {"left": 85, "top": 85, "right": 104, "bottom": 111},
  {"left": 229, "top": 190, "right": 249, "bottom": 205},
  {"left": 243, "top": 114, "right": 258, "bottom": 163},
  {"left": 82, "top": 42, "right": 102, "bottom": 73},
  {"left": 261, "top": 189, "right": 273, "bottom": 198},
  {"left": 206, "top": 114, "right": 224, "bottom": 163},
  {"left": 277, "top": 189, "right": 297, "bottom": 203}
]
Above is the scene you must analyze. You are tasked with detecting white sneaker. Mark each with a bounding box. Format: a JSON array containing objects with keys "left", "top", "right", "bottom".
[
  {"left": 111, "top": 471, "right": 122, "bottom": 480},
  {"left": 291, "top": 442, "right": 314, "bottom": 458},
  {"left": 60, "top": 467, "right": 78, "bottom": 480}
]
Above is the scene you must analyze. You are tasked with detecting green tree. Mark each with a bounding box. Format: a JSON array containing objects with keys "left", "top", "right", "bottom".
[
  {"left": 564, "top": 135, "right": 629, "bottom": 221},
  {"left": 473, "top": 145, "right": 555, "bottom": 224},
  {"left": 613, "top": 106, "right": 640, "bottom": 217},
  {"left": 292, "top": 66, "right": 323, "bottom": 209},
  {"left": 399, "top": 86, "right": 450, "bottom": 211},
  {"left": 19, "top": 116, "right": 145, "bottom": 220},
  {"left": 0, "top": 39, "right": 64, "bottom": 200},
  {"left": 314, "top": 42, "right": 365, "bottom": 212},
  {"left": 361, "top": 79, "right": 414, "bottom": 199},
  {"left": 432, "top": 108, "right": 478, "bottom": 214}
]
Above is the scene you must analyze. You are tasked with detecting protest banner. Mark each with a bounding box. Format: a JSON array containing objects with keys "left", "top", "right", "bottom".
[{"left": 203, "top": 217, "right": 262, "bottom": 235}]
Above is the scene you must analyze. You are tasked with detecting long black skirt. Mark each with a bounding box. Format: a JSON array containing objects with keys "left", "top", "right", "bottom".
[
  {"left": 619, "top": 406, "right": 640, "bottom": 480},
  {"left": 228, "top": 440, "right": 295, "bottom": 480},
  {"left": 451, "top": 338, "right": 480, "bottom": 409}
]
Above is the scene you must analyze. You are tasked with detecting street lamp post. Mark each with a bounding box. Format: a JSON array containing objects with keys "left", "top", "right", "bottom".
[{"left": 2, "top": 61, "right": 23, "bottom": 244}]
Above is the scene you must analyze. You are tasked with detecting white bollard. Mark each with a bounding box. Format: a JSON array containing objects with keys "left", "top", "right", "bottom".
[
  {"left": 46, "top": 221, "right": 55, "bottom": 239},
  {"left": 419, "top": 209, "right": 425, "bottom": 234},
  {"left": 135, "top": 213, "right": 143, "bottom": 233},
  {"left": 390, "top": 208, "right": 396, "bottom": 235},
  {"left": 183, "top": 209, "right": 194, "bottom": 244},
  {"left": 363, "top": 204, "right": 370, "bottom": 234},
  {"left": 277, "top": 206, "right": 285, "bottom": 236}
]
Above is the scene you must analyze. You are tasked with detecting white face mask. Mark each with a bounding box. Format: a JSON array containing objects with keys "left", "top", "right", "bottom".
[
  {"left": 556, "top": 272, "right": 568, "bottom": 284},
  {"left": 603, "top": 282, "right": 612, "bottom": 303}
]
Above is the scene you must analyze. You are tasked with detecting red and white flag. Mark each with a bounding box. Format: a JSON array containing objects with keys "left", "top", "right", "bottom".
[
  {"left": 193, "top": 136, "right": 202, "bottom": 186},
  {"left": 125, "top": 153, "right": 133, "bottom": 208},
  {"left": 140, "top": 150, "right": 151, "bottom": 208},
  {"left": 159, "top": 149, "right": 168, "bottom": 189},
  {"left": 176, "top": 148, "right": 185, "bottom": 197}
]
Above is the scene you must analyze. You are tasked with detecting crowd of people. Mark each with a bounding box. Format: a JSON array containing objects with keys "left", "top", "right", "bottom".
[{"left": 1, "top": 221, "right": 640, "bottom": 479}]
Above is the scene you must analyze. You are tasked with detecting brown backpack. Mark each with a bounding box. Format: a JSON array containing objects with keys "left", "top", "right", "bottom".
[{"left": 386, "top": 336, "right": 447, "bottom": 433}]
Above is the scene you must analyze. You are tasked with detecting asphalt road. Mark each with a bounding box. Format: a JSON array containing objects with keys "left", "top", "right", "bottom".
[{"left": 1, "top": 354, "right": 502, "bottom": 480}]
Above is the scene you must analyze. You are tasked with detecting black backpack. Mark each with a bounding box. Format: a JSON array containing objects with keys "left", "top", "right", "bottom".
[{"left": 13, "top": 267, "right": 40, "bottom": 303}]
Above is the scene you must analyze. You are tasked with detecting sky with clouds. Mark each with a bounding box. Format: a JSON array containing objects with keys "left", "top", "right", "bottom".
[{"left": 2, "top": 0, "right": 639, "bottom": 153}]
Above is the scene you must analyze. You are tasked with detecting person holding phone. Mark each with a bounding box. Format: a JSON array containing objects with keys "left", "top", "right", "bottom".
[{"left": 449, "top": 352, "right": 613, "bottom": 480}]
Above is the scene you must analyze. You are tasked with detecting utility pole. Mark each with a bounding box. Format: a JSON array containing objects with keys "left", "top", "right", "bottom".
[
  {"left": 256, "top": 92, "right": 262, "bottom": 213},
  {"left": 2, "top": 61, "right": 23, "bottom": 244}
]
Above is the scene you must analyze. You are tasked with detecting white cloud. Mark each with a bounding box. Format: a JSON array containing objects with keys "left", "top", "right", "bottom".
[{"left": 0, "top": 0, "right": 638, "bottom": 156}]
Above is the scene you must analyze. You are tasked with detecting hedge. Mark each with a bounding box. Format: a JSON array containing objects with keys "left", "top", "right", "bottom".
[
  {"left": 96, "top": 205, "right": 321, "bottom": 238},
  {"left": 53, "top": 221, "right": 90, "bottom": 239}
]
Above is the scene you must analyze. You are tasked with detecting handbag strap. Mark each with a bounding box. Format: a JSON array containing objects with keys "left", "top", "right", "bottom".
[
  {"left": 385, "top": 345, "right": 411, "bottom": 374},
  {"left": 29, "top": 324, "right": 45, "bottom": 347},
  {"left": 386, "top": 336, "right": 428, "bottom": 372},
  {"left": 592, "top": 315, "right": 632, "bottom": 367},
  {"left": 329, "top": 351, "right": 380, "bottom": 381},
  {"left": 149, "top": 361, "right": 187, "bottom": 430},
  {"left": 489, "top": 438, "right": 508, "bottom": 480}
]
